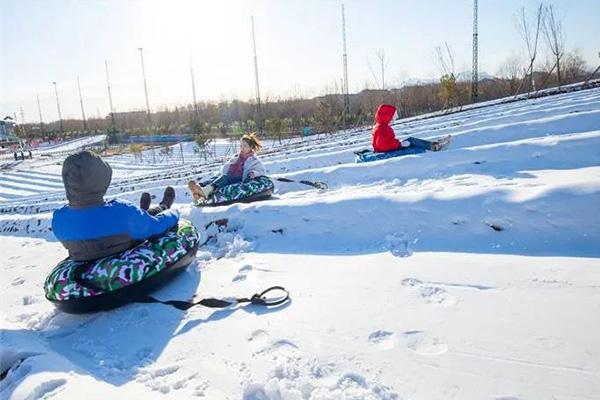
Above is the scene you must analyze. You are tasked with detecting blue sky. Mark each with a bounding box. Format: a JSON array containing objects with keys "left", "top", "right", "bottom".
[{"left": 1, "top": 0, "right": 599, "bottom": 123}]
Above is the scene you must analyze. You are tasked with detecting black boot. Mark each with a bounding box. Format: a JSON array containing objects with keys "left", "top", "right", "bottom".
[
  {"left": 160, "top": 186, "right": 175, "bottom": 209},
  {"left": 140, "top": 192, "right": 151, "bottom": 210}
]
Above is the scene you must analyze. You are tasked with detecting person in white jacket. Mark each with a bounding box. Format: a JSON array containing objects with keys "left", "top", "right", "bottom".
[{"left": 188, "top": 133, "right": 266, "bottom": 200}]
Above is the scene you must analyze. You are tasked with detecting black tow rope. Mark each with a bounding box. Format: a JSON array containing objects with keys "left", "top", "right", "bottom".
[
  {"left": 134, "top": 286, "right": 290, "bottom": 311},
  {"left": 273, "top": 177, "right": 328, "bottom": 190},
  {"left": 72, "top": 261, "right": 290, "bottom": 311}
]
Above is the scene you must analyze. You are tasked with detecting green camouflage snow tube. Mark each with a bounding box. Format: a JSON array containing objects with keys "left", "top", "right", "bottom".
[
  {"left": 194, "top": 176, "right": 275, "bottom": 207},
  {"left": 44, "top": 219, "right": 200, "bottom": 314}
]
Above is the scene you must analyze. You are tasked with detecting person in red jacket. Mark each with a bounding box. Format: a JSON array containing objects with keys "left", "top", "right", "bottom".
[{"left": 372, "top": 104, "right": 449, "bottom": 153}]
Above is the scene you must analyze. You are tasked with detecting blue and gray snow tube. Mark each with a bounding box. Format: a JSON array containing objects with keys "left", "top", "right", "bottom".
[
  {"left": 44, "top": 219, "right": 200, "bottom": 314},
  {"left": 194, "top": 176, "right": 275, "bottom": 207},
  {"left": 355, "top": 147, "right": 427, "bottom": 163}
]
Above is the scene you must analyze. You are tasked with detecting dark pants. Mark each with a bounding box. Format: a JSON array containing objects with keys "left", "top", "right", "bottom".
[
  {"left": 207, "top": 174, "right": 243, "bottom": 189},
  {"left": 407, "top": 137, "right": 436, "bottom": 151},
  {"left": 147, "top": 204, "right": 168, "bottom": 216}
]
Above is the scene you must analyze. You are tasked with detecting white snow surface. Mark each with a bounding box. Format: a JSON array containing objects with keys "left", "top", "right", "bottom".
[{"left": 1, "top": 88, "right": 600, "bottom": 399}]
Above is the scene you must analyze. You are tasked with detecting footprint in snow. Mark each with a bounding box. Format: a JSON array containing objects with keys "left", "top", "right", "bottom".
[
  {"left": 22, "top": 295, "right": 39, "bottom": 306},
  {"left": 248, "top": 329, "right": 299, "bottom": 358},
  {"left": 243, "top": 367, "right": 399, "bottom": 399},
  {"left": 11, "top": 276, "right": 25, "bottom": 286},
  {"left": 495, "top": 397, "right": 524, "bottom": 400},
  {"left": 368, "top": 330, "right": 395, "bottom": 349},
  {"left": 255, "top": 339, "right": 299, "bottom": 357},
  {"left": 136, "top": 365, "right": 201, "bottom": 394},
  {"left": 247, "top": 329, "right": 268, "bottom": 344},
  {"left": 399, "top": 330, "right": 448, "bottom": 356},
  {"left": 26, "top": 379, "right": 67, "bottom": 399},
  {"left": 232, "top": 264, "right": 253, "bottom": 282},
  {"left": 402, "top": 278, "right": 457, "bottom": 307},
  {"left": 385, "top": 234, "right": 414, "bottom": 257}
]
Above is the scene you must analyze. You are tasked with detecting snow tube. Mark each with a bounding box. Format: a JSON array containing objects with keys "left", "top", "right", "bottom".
[
  {"left": 194, "top": 176, "right": 274, "bottom": 207},
  {"left": 355, "top": 147, "right": 426, "bottom": 163},
  {"left": 44, "top": 219, "right": 200, "bottom": 314}
]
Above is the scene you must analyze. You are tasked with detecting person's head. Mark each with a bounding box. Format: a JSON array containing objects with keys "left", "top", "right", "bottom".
[
  {"left": 374, "top": 104, "right": 397, "bottom": 125},
  {"left": 240, "top": 133, "right": 262, "bottom": 155},
  {"left": 62, "top": 150, "right": 112, "bottom": 207}
]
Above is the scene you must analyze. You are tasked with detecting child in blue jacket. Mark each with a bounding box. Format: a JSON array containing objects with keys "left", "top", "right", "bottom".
[{"left": 52, "top": 150, "right": 179, "bottom": 261}]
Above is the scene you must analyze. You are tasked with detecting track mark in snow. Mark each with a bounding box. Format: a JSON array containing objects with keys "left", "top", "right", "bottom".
[
  {"left": 399, "top": 331, "right": 448, "bottom": 356},
  {"left": 233, "top": 264, "right": 253, "bottom": 282},
  {"left": 243, "top": 362, "right": 400, "bottom": 400},
  {"left": 248, "top": 329, "right": 272, "bottom": 353},
  {"left": 495, "top": 397, "right": 523, "bottom": 400},
  {"left": 22, "top": 295, "right": 39, "bottom": 305},
  {"left": 385, "top": 233, "right": 414, "bottom": 257},
  {"left": 368, "top": 330, "right": 396, "bottom": 349},
  {"left": 24, "top": 378, "right": 66, "bottom": 400},
  {"left": 11, "top": 276, "right": 25, "bottom": 286},
  {"left": 402, "top": 278, "right": 457, "bottom": 306},
  {"left": 255, "top": 339, "right": 299, "bottom": 357},
  {"left": 192, "top": 380, "right": 210, "bottom": 397},
  {"left": 136, "top": 364, "right": 199, "bottom": 394},
  {"left": 249, "top": 329, "right": 299, "bottom": 358}
]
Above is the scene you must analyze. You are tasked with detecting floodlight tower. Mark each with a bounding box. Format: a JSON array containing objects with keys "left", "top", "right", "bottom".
[
  {"left": 189, "top": 52, "right": 198, "bottom": 116},
  {"left": 52, "top": 81, "right": 64, "bottom": 133},
  {"left": 341, "top": 4, "right": 350, "bottom": 128},
  {"left": 471, "top": 0, "right": 479, "bottom": 102},
  {"left": 105, "top": 60, "right": 116, "bottom": 129},
  {"left": 251, "top": 16, "right": 263, "bottom": 134},
  {"left": 138, "top": 47, "right": 152, "bottom": 122},
  {"left": 37, "top": 94, "right": 44, "bottom": 133},
  {"left": 77, "top": 76, "right": 88, "bottom": 131}
]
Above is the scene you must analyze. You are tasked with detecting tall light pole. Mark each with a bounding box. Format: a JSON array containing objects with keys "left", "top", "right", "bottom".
[
  {"left": 138, "top": 47, "right": 151, "bottom": 123},
  {"left": 37, "top": 94, "right": 44, "bottom": 133},
  {"left": 77, "top": 76, "right": 88, "bottom": 132},
  {"left": 52, "top": 81, "right": 64, "bottom": 133},
  {"left": 105, "top": 59, "right": 116, "bottom": 129},
  {"left": 251, "top": 16, "right": 262, "bottom": 134},
  {"left": 138, "top": 47, "right": 155, "bottom": 163},
  {"left": 471, "top": 0, "right": 479, "bottom": 102},
  {"left": 341, "top": 4, "right": 350, "bottom": 129},
  {"left": 189, "top": 51, "right": 199, "bottom": 122}
]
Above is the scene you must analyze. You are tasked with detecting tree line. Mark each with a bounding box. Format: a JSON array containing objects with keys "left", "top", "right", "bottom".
[{"left": 18, "top": 2, "right": 598, "bottom": 143}]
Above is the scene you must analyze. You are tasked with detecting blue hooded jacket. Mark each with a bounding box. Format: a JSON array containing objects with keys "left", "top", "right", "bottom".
[{"left": 52, "top": 151, "right": 179, "bottom": 261}]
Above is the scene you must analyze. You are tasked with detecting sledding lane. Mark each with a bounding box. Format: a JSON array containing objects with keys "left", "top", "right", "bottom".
[{"left": 2, "top": 86, "right": 600, "bottom": 400}]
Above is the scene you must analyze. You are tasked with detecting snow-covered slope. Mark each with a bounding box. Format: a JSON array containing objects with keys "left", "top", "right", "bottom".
[{"left": 2, "top": 88, "right": 600, "bottom": 400}]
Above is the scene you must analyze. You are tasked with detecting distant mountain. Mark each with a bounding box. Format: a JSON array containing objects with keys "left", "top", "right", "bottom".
[
  {"left": 456, "top": 71, "right": 496, "bottom": 82},
  {"left": 400, "top": 71, "right": 496, "bottom": 87}
]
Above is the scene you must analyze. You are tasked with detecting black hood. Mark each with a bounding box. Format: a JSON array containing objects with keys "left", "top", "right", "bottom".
[{"left": 62, "top": 150, "right": 112, "bottom": 207}]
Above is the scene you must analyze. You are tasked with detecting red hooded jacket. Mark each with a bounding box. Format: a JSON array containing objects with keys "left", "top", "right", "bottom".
[{"left": 372, "top": 104, "right": 401, "bottom": 152}]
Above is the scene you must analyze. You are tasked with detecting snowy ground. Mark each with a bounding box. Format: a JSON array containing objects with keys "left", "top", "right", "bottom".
[{"left": 1, "top": 88, "right": 600, "bottom": 399}]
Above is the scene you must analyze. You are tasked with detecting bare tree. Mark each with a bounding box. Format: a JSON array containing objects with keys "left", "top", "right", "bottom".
[
  {"left": 497, "top": 54, "right": 524, "bottom": 93},
  {"left": 367, "top": 49, "right": 387, "bottom": 91},
  {"left": 562, "top": 50, "right": 588, "bottom": 82},
  {"left": 543, "top": 4, "right": 565, "bottom": 86},
  {"left": 435, "top": 42, "right": 456, "bottom": 77},
  {"left": 375, "top": 49, "right": 387, "bottom": 90},
  {"left": 515, "top": 3, "right": 545, "bottom": 93},
  {"left": 435, "top": 43, "right": 461, "bottom": 109},
  {"left": 585, "top": 52, "right": 600, "bottom": 83}
]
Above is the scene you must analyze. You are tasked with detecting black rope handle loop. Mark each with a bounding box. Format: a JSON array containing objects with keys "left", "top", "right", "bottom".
[
  {"left": 163, "top": 286, "right": 290, "bottom": 310},
  {"left": 248, "top": 286, "right": 290, "bottom": 307}
]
